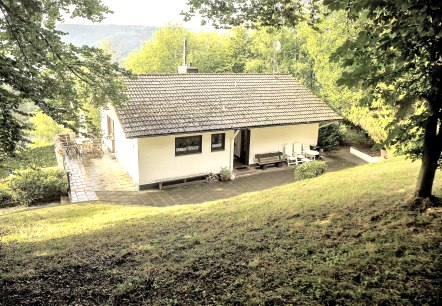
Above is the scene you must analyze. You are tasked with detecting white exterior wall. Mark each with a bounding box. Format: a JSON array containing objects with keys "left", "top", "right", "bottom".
[
  {"left": 101, "top": 106, "right": 140, "bottom": 184},
  {"left": 249, "top": 124, "right": 319, "bottom": 164},
  {"left": 138, "top": 131, "right": 234, "bottom": 185}
]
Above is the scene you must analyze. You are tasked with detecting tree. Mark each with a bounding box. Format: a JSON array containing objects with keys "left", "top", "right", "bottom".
[
  {"left": 293, "top": 12, "right": 394, "bottom": 144},
  {"left": 28, "top": 111, "right": 71, "bottom": 146},
  {"left": 225, "top": 26, "right": 251, "bottom": 72},
  {"left": 0, "top": 0, "right": 128, "bottom": 160},
  {"left": 125, "top": 25, "right": 231, "bottom": 73},
  {"left": 185, "top": 0, "right": 442, "bottom": 203},
  {"left": 125, "top": 25, "right": 190, "bottom": 73},
  {"left": 191, "top": 31, "right": 231, "bottom": 72}
]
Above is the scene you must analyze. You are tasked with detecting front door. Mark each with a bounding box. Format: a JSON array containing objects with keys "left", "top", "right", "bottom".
[{"left": 239, "top": 129, "right": 251, "bottom": 165}]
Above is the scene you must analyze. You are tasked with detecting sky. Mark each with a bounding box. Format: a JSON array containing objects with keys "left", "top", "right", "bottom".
[{"left": 63, "top": 0, "right": 207, "bottom": 28}]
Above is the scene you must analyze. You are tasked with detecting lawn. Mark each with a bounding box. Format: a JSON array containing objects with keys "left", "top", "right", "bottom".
[
  {"left": 0, "top": 157, "right": 441, "bottom": 305},
  {"left": 0, "top": 145, "right": 57, "bottom": 179}
]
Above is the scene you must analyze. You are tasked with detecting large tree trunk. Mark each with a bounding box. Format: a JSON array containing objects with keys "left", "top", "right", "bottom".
[{"left": 415, "top": 111, "right": 442, "bottom": 198}]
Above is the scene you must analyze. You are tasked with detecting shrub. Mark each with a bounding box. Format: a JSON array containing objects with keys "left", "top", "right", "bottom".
[
  {"left": 294, "top": 161, "right": 327, "bottom": 181},
  {"left": 318, "top": 123, "right": 343, "bottom": 151},
  {"left": 9, "top": 167, "right": 68, "bottom": 206},
  {"left": 0, "top": 179, "right": 13, "bottom": 208},
  {"left": 340, "top": 124, "right": 372, "bottom": 146},
  {"left": 0, "top": 145, "right": 57, "bottom": 179}
]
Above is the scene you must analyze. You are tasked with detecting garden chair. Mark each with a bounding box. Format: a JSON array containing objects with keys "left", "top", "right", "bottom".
[
  {"left": 284, "top": 143, "right": 298, "bottom": 166},
  {"left": 294, "top": 142, "right": 311, "bottom": 163},
  {"left": 92, "top": 138, "right": 104, "bottom": 156},
  {"left": 57, "top": 134, "right": 75, "bottom": 155},
  {"left": 66, "top": 133, "right": 78, "bottom": 155},
  {"left": 79, "top": 140, "right": 93, "bottom": 157}
]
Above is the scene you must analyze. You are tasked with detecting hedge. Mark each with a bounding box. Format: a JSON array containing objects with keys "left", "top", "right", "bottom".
[
  {"left": 1, "top": 167, "right": 68, "bottom": 207},
  {"left": 0, "top": 145, "right": 57, "bottom": 179},
  {"left": 294, "top": 161, "right": 328, "bottom": 181}
]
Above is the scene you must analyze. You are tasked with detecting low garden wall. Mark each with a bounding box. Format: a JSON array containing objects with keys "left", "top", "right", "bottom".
[{"left": 350, "top": 147, "right": 381, "bottom": 163}]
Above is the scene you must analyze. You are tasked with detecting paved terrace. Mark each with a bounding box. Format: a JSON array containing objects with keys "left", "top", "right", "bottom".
[{"left": 63, "top": 148, "right": 367, "bottom": 205}]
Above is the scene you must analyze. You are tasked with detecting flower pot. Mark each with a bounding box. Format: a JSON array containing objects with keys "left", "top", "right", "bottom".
[{"left": 220, "top": 174, "right": 230, "bottom": 182}]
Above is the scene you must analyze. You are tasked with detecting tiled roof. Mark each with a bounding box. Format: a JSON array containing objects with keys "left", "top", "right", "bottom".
[{"left": 116, "top": 74, "right": 342, "bottom": 138}]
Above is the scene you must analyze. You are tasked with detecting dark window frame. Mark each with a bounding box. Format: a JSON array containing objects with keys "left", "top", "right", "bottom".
[
  {"left": 175, "top": 135, "right": 202, "bottom": 156},
  {"left": 211, "top": 133, "right": 225, "bottom": 152}
]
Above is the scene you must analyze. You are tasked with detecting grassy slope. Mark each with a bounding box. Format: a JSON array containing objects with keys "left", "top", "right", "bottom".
[{"left": 0, "top": 157, "right": 441, "bottom": 305}]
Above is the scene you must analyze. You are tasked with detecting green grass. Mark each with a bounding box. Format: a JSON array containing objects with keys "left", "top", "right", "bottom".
[
  {"left": 0, "top": 157, "right": 441, "bottom": 305},
  {"left": 0, "top": 145, "right": 57, "bottom": 178}
]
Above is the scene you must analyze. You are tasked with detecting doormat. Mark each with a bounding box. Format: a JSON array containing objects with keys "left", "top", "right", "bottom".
[{"left": 235, "top": 166, "right": 250, "bottom": 171}]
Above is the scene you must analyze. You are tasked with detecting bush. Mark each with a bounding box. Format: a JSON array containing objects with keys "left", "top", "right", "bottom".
[
  {"left": 0, "top": 179, "right": 13, "bottom": 208},
  {"left": 0, "top": 145, "right": 57, "bottom": 179},
  {"left": 318, "top": 123, "right": 343, "bottom": 151},
  {"left": 9, "top": 167, "right": 68, "bottom": 206},
  {"left": 340, "top": 124, "right": 372, "bottom": 146},
  {"left": 294, "top": 161, "right": 327, "bottom": 181}
]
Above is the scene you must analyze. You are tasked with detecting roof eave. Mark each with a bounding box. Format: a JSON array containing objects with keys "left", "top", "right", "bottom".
[{"left": 125, "top": 118, "right": 343, "bottom": 139}]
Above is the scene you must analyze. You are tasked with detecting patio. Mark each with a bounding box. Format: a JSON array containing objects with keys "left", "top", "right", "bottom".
[
  {"left": 63, "top": 154, "right": 138, "bottom": 203},
  {"left": 62, "top": 147, "right": 367, "bottom": 205}
]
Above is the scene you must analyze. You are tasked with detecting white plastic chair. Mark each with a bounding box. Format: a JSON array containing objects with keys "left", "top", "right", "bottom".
[
  {"left": 294, "top": 142, "right": 311, "bottom": 163},
  {"left": 284, "top": 144, "right": 298, "bottom": 165}
]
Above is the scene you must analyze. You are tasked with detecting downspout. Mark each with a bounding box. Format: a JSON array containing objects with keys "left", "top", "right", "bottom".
[{"left": 230, "top": 130, "right": 240, "bottom": 171}]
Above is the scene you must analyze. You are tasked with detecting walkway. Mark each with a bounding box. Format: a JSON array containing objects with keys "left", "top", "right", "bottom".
[
  {"left": 63, "top": 147, "right": 366, "bottom": 205},
  {"left": 64, "top": 154, "right": 137, "bottom": 203}
]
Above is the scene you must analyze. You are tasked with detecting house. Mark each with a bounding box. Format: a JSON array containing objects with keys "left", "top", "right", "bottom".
[{"left": 101, "top": 72, "right": 341, "bottom": 189}]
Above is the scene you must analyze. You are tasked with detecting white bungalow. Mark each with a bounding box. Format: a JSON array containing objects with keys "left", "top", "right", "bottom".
[{"left": 101, "top": 72, "right": 341, "bottom": 189}]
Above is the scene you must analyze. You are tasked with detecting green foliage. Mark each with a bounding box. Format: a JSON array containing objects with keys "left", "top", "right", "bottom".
[
  {"left": 125, "top": 25, "right": 232, "bottom": 74},
  {"left": 0, "top": 0, "right": 130, "bottom": 159},
  {"left": 341, "top": 127, "right": 369, "bottom": 146},
  {"left": 225, "top": 26, "right": 251, "bottom": 72},
  {"left": 8, "top": 168, "right": 68, "bottom": 206},
  {"left": 0, "top": 145, "right": 57, "bottom": 179},
  {"left": 245, "top": 27, "right": 302, "bottom": 75},
  {"left": 28, "top": 111, "right": 71, "bottom": 146},
  {"left": 294, "top": 161, "right": 327, "bottom": 181},
  {"left": 125, "top": 25, "right": 190, "bottom": 73},
  {"left": 292, "top": 13, "right": 394, "bottom": 144},
  {"left": 0, "top": 179, "right": 13, "bottom": 208},
  {"left": 82, "top": 103, "right": 102, "bottom": 136},
  {"left": 192, "top": 31, "right": 231, "bottom": 73},
  {"left": 219, "top": 167, "right": 232, "bottom": 176},
  {"left": 318, "top": 123, "right": 343, "bottom": 151}
]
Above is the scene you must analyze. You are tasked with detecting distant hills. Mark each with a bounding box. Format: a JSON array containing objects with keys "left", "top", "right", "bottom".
[{"left": 56, "top": 24, "right": 158, "bottom": 60}]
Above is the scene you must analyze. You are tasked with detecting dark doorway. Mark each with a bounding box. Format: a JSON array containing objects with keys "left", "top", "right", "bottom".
[{"left": 239, "top": 129, "right": 251, "bottom": 165}]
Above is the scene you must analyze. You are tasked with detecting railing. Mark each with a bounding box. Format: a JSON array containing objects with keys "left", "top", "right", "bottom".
[{"left": 66, "top": 170, "right": 71, "bottom": 195}]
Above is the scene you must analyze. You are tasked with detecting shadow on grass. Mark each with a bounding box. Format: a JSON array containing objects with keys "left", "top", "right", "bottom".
[{"left": 1, "top": 158, "right": 441, "bottom": 305}]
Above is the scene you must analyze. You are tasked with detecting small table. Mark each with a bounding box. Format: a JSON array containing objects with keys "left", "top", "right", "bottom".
[{"left": 304, "top": 149, "right": 320, "bottom": 160}]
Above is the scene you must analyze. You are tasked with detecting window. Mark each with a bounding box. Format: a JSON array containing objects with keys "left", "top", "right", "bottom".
[
  {"left": 175, "top": 135, "right": 202, "bottom": 155},
  {"left": 211, "top": 133, "right": 225, "bottom": 152}
]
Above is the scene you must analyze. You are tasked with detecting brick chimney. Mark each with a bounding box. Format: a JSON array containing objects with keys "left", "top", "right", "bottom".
[{"left": 178, "top": 38, "right": 198, "bottom": 73}]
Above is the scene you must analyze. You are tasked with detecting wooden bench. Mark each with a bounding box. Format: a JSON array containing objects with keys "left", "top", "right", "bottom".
[
  {"left": 157, "top": 173, "right": 209, "bottom": 190},
  {"left": 255, "top": 152, "right": 285, "bottom": 170}
]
